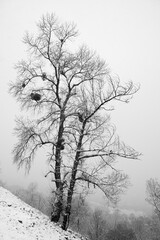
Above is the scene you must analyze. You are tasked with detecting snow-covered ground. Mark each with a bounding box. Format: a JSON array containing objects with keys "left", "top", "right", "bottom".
[{"left": 0, "top": 187, "right": 86, "bottom": 240}]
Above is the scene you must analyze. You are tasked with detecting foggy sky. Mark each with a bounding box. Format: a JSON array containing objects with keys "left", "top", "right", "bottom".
[{"left": 0, "top": 0, "right": 160, "bottom": 214}]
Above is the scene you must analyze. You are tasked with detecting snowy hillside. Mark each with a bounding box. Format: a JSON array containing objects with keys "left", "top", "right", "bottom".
[{"left": 0, "top": 187, "right": 87, "bottom": 240}]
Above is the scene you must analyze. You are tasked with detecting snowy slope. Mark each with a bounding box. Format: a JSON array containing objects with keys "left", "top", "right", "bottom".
[{"left": 0, "top": 187, "right": 87, "bottom": 240}]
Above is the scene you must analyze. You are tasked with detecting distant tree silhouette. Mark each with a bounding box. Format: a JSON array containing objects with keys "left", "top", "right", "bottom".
[
  {"left": 146, "top": 178, "right": 160, "bottom": 220},
  {"left": 106, "top": 223, "right": 137, "bottom": 240},
  {"left": 87, "top": 208, "right": 108, "bottom": 240}
]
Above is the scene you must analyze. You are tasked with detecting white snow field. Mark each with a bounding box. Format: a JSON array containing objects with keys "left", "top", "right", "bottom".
[{"left": 0, "top": 187, "right": 87, "bottom": 240}]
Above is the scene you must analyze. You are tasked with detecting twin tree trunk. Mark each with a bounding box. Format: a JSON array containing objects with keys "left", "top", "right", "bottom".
[
  {"left": 51, "top": 119, "right": 84, "bottom": 231},
  {"left": 51, "top": 155, "right": 79, "bottom": 230}
]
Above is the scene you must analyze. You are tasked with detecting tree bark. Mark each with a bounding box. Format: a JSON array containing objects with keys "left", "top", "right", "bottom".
[
  {"left": 61, "top": 179, "right": 75, "bottom": 230},
  {"left": 51, "top": 185, "right": 63, "bottom": 222},
  {"left": 51, "top": 111, "right": 65, "bottom": 222},
  {"left": 61, "top": 124, "right": 85, "bottom": 230}
]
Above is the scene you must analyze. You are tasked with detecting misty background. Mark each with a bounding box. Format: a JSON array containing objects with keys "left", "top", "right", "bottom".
[{"left": 0, "top": 0, "right": 160, "bottom": 215}]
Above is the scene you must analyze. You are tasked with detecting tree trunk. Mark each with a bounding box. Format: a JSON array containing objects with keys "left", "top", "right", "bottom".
[
  {"left": 51, "top": 186, "right": 63, "bottom": 222},
  {"left": 62, "top": 124, "right": 85, "bottom": 230},
  {"left": 51, "top": 201, "right": 62, "bottom": 222},
  {"left": 61, "top": 194, "right": 73, "bottom": 230},
  {"left": 51, "top": 112, "right": 65, "bottom": 222},
  {"left": 61, "top": 156, "right": 80, "bottom": 230},
  {"left": 61, "top": 151, "right": 81, "bottom": 230}
]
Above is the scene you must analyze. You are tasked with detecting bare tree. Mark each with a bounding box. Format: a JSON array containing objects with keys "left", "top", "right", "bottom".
[
  {"left": 106, "top": 223, "right": 137, "bottom": 240},
  {"left": 69, "top": 193, "right": 90, "bottom": 234},
  {"left": 146, "top": 178, "right": 160, "bottom": 220},
  {"left": 129, "top": 215, "right": 160, "bottom": 240},
  {"left": 9, "top": 13, "right": 140, "bottom": 230},
  {"left": 87, "top": 208, "right": 108, "bottom": 240}
]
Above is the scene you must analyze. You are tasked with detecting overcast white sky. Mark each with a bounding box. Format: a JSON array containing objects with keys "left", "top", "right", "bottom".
[{"left": 0, "top": 0, "right": 160, "bottom": 214}]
